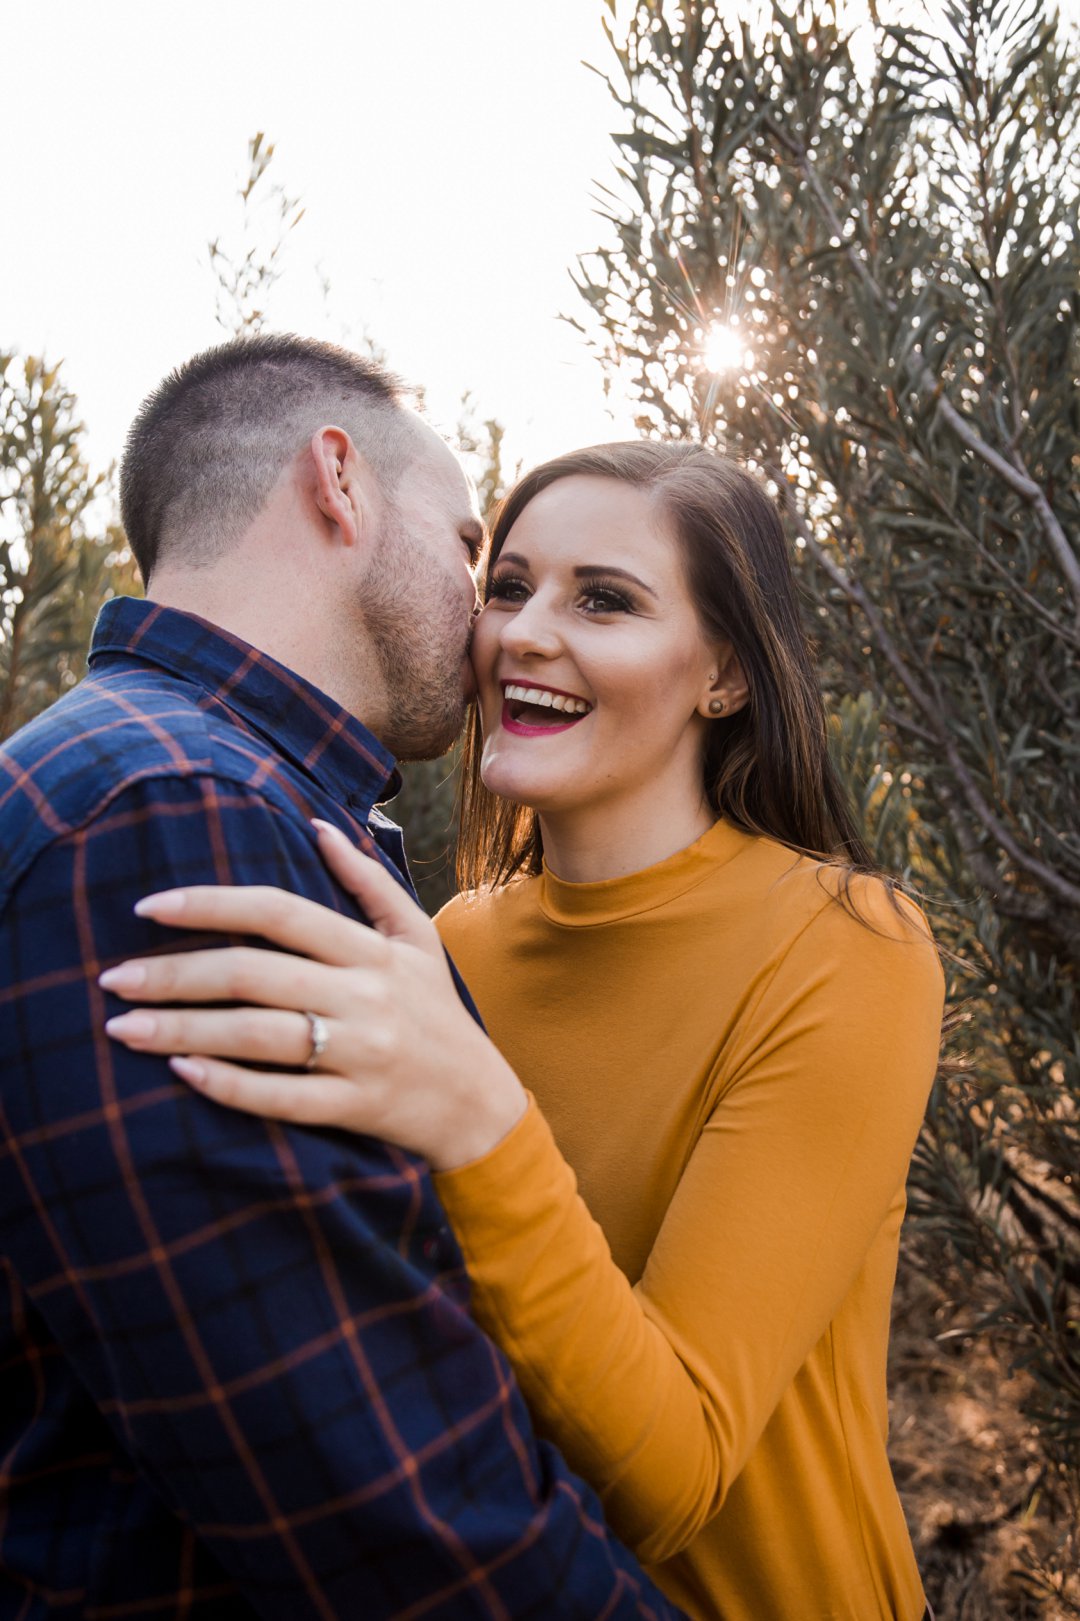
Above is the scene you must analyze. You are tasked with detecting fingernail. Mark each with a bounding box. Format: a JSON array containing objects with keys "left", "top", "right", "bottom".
[
  {"left": 105, "top": 1012, "right": 158, "bottom": 1041},
  {"left": 311, "top": 819, "right": 349, "bottom": 842},
  {"left": 99, "top": 963, "right": 148, "bottom": 993},
  {"left": 170, "top": 1056, "right": 207, "bottom": 1087},
  {"left": 134, "top": 890, "right": 186, "bottom": 917}
]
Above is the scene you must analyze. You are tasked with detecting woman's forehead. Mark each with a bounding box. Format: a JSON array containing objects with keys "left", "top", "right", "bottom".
[{"left": 510, "top": 475, "right": 671, "bottom": 549}]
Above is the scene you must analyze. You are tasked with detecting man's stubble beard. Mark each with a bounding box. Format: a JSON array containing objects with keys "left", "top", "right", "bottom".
[{"left": 360, "top": 510, "right": 472, "bottom": 763}]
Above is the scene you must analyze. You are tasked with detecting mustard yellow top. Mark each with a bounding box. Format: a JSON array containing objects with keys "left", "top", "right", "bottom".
[{"left": 433, "top": 820, "right": 944, "bottom": 1621}]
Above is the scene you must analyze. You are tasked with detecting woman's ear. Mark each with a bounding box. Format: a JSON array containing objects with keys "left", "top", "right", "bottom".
[
  {"left": 698, "top": 646, "right": 750, "bottom": 720},
  {"left": 309, "top": 426, "right": 363, "bottom": 546}
]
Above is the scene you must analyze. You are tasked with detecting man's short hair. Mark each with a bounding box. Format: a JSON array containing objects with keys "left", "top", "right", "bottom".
[{"left": 119, "top": 333, "right": 419, "bottom": 582}]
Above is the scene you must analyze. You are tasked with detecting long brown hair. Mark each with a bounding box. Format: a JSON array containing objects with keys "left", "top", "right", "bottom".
[{"left": 456, "top": 441, "right": 875, "bottom": 894}]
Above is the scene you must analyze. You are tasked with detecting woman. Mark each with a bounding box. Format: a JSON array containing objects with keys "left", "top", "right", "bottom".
[{"left": 102, "top": 443, "right": 944, "bottom": 1621}]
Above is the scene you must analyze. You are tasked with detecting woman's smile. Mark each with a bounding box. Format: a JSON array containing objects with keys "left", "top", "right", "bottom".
[{"left": 501, "top": 680, "right": 593, "bottom": 736}]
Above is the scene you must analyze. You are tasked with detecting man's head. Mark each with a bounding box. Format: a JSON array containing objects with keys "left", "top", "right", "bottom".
[
  {"left": 120, "top": 334, "right": 420, "bottom": 581},
  {"left": 119, "top": 334, "right": 483, "bottom": 760}
]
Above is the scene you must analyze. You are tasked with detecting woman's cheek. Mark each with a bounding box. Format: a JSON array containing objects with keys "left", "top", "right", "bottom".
[{"left": 469, "top": 621, "right": 502, "bottom": 735}]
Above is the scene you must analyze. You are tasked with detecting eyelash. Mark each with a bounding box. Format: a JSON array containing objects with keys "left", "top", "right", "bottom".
[{"left": 487, "top": 574, "right": 636, "bottom": 615}]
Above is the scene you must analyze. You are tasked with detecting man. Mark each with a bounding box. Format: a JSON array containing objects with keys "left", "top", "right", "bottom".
[{"left": 0, "top": 336, "right": 679, "bottom": 1619}]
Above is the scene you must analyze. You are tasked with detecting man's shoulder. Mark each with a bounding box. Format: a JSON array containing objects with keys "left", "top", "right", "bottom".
[{"left": 0, "top": 666, "right": 278, "bottom": 909}]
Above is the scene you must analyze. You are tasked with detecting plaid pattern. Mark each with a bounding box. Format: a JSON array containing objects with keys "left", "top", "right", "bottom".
[{"left": 0, "top": 599, "right": 680, "bottom": 1620}]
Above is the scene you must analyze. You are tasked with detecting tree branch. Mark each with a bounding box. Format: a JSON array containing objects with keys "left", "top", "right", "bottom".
[
  {"left": 760, "top": 112, "right": 1080, "bottom": 619},
  {"left": 773, "top": 473, "right": 1080, "bottom": 918},
  {"left": 918, "top": 485, "right": 1080, "bottom": 653}
]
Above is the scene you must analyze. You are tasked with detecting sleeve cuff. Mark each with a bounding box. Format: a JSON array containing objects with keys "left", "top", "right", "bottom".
[{"left": 433, "top": 1093, "right": 577, "bottom": 1249}]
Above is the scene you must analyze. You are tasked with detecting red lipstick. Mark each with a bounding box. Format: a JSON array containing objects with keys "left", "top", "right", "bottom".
[{"left": 500, "top": 701, "right": 589, "bottom": 738}]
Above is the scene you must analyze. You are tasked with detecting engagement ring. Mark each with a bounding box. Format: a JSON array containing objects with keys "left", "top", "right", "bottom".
[{"left": 303, "top": 1011, "right": 330, "bottom": 1071}]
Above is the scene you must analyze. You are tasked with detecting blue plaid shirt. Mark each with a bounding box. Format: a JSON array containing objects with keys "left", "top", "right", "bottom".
[{"left": 0, "top": 597, "right": 681, "bottom": 1620}]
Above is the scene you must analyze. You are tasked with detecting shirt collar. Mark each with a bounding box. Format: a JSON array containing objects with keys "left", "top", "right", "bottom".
[{"left": 88, "top": 597, "right": 402, "bottom": 816}]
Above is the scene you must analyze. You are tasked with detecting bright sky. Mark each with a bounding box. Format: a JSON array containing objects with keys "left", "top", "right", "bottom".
[
  {"left": 3, "top": 0, "right": 639, "bottom": 491},
  {"left": 7, "top": 0, "right": 1076, "bottom": 500}
]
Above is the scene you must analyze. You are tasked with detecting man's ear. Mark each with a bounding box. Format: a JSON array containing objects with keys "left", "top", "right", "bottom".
[
  {"left": 309, "top": 426, "right": 366, "bottom": 547},
  {"left": 698, "top": 645, "right": 751, "bottom": 720}
]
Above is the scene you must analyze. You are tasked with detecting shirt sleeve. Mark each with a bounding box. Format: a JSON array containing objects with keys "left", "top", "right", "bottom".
[
  {"left": 0, "top": 772, "right": 680, "bottom": 1621},
  {"left": 434, "top": 884, "right": 945, "bottom": 1566}
]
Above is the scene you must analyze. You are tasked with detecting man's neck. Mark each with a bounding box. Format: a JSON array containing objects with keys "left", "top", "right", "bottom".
[{"left": 146, "top": 571, "right": 384, "bottom": 732}]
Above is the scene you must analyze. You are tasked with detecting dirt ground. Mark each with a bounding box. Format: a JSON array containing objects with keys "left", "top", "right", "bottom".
[{"left": 889, "top": 1259, "right": 1079, "bottom": 1619}]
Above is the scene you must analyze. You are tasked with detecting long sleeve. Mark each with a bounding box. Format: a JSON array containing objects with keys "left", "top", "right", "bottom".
[
  {"left": 0, "top": 773, "right": 680, "bottom": 1620},
  {"left": 434, "top": 884, "right": 944, "bottom": 1567}
]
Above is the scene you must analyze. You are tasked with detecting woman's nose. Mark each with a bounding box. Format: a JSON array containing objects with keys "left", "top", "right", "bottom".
[{"left": 497, "top": 596, "right": 562, "bottom": 658}]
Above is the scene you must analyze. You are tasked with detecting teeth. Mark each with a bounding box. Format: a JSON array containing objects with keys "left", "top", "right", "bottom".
[{"left": 504, "top": 683, "right": 590, "bottom": 716}]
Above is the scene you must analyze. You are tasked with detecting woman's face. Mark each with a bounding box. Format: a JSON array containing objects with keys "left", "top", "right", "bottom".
[{"left": 471, "top": 475, "right": 723, "bottom": 824}]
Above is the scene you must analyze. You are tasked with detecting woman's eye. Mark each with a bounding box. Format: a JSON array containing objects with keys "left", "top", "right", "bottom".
[
  {"left": 581, "top": 587, "right": 634, "bottom": 614},
  {"left": 487, "top": 574, "right": 530, "bottom": 604}
]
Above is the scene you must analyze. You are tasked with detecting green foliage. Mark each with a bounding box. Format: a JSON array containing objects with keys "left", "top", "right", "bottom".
[
  {"left": 579, "top": 0, "right": 1080, "bottom": 1486},
  {"left": 208, "top": 133, "right": 305, "bottom": 338},
  {"left": 0, "top": 354, "right": 140, "bottom": 742},
  {"left": 826, "top": 692, "right": 921, "bottom": 877},
  {"left": 456, "top": 392, "right": 511, "bottom": 521},
  {"left": 391, "top": 751, "right": 464, "bottom": 916}
]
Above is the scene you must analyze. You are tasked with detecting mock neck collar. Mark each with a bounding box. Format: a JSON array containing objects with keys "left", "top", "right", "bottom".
[
  {"left": 538, "top": 817, "right": 749, "bottom": 927},
  {"left": 88, "top": 597, "right": 400, "bottom": 818}
]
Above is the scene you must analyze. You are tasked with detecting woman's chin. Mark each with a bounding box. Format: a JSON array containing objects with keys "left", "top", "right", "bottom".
[
  {"left": 479, "top": 758, "right": 564, "bottom": 816},
  {"left": 481, "top": 773, "right": 538, "bottom": 810}
]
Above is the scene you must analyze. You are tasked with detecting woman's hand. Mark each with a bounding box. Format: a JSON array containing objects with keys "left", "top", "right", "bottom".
[{"left": 99, "top": 820, "right": 527, "bottom": 1171}]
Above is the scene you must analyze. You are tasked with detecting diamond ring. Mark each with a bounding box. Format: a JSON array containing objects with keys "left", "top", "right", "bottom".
[{"left": 302, "top": 1011, "right": 330, "bottom": 1071}]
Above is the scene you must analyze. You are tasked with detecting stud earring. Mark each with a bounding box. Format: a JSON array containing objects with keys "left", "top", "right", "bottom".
[{"left": 708, "top": 698, "right": 726, "bottom": 716}]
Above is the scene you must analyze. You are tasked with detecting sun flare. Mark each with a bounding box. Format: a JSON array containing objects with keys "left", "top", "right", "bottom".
[{"left": 703, "top": 323, "right": 746, "bottom": 375}]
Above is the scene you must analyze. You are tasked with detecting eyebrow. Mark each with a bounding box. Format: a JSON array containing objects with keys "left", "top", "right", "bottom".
[{"left": 495, "top": 552, "right": 659, "bottom": 599}]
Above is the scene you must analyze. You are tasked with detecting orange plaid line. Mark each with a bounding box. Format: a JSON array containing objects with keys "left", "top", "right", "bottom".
[
  {"left": 1, "top": 1451, "right": 114, "bottom": 1487},
  {"left": 32, "top": 1164, "right": 423, "bottom": 1298},
  {"left": 0, "top": 1085, "right": 177, "bottom": 1148},
  {"left": 199, "top": 1374, "right": 518, "bottom": 1540},
  {"left": 100, "top": 1278, "right": 463, "bottom": 1420},
  {"left": 84, "top": 1579, "right": 240, "bottom": 1618}
]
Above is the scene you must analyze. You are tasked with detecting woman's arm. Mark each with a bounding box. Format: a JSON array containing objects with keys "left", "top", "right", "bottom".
[{"left": 103, "top": 828, "right": 944, "bottom": 1564}]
